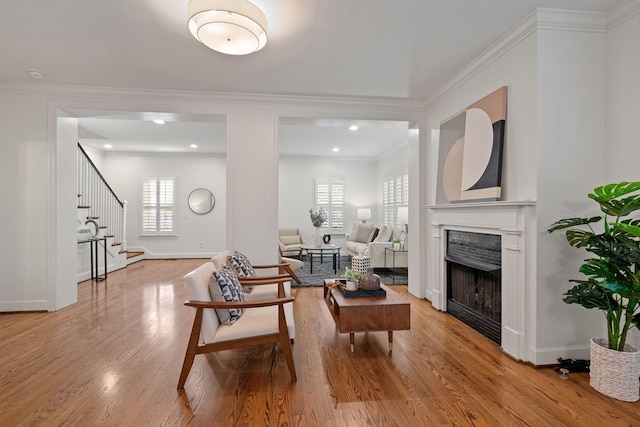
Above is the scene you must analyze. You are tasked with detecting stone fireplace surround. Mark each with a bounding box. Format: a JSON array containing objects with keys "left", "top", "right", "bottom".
[{"left": 429, "top": 201, "right": 536, "bottom": 362}]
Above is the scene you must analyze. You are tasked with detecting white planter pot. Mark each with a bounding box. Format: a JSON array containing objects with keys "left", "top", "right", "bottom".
[
  {"left": 590, "top": 337, "right": 640, "bottom": 402},
  {"left": 345, "top": 281, "right": 358, "bottom": 290},
  {"left": 393, "top": 243, "right": 400, "bottom": 250}
]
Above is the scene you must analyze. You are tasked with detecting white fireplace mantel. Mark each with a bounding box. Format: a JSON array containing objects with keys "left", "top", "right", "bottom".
[{"left": 428, "top": 201, "right": 536, "bottom": 362}]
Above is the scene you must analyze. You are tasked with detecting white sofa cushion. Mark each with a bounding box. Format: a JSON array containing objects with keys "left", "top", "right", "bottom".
[
  {"left": 374, "top": 225, "right": 393, "bottom": 242},
  {"left": 355, "top": 224, "right": 377, "bottom": 243}
]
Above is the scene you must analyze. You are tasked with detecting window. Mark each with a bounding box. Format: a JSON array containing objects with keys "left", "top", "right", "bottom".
[
  {"left": 314, "top": 178, "right": 344, "bottom": 232},
  {"left": 383, "top": 171, "right": 408, "bottom": 227},
  {"left": 142, "top": 177, "right": 175, "bottom": 234}
]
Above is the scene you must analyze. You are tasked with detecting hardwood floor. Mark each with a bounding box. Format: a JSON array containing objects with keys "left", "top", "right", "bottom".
[{"left": 1, "top": 259, "right": 638, "bottom": 426}]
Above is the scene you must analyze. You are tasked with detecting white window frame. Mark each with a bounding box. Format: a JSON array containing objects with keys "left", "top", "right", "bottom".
[
  {"left": 141, "top": 176, "right": 176, "bottom": 236},
  {"left": 314, "top": 178, "right": 344, "bottom": 233},
  {"left": 383, "top": 171, "right": 408, "bottom": 228}
]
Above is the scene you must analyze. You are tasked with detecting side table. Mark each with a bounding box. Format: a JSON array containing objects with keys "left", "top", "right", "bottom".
[
  {"left": 77, "top": 237, "right": 108, "bottom": 282},
  {"left": 384, "top": 247, "right": 408, "bottom": 284}
]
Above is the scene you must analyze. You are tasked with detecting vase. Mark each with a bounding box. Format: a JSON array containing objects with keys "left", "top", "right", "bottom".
[
  {"left": 359, "top": 267, "right": 381, "bottom": 291},
  {"left": 589, "top": 337, "right": 640, "bottom": 402},
  {"left": 313, "top": 228, "right": 322, "bottom": 246}
]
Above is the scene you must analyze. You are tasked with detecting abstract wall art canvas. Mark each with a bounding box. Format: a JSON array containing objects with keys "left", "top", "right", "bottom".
[{"left": 436, "top": 86, "right": 507, "bottom": 204}]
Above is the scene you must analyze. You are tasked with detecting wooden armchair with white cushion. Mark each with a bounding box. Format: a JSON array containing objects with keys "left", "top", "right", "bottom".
[{"left": 178, "top": 260, "right": 296, "bottom": 389}]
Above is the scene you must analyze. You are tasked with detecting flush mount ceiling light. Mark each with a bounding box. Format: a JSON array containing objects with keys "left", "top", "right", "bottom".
[{"left": 188, "top": 0, "right": 267, "bottom": 56}]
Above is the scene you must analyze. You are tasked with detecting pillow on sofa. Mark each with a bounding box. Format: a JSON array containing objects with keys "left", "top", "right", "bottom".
[
  {"left": 346, "top": 223, "right": 360, "bottom": 241},
  {"left": 209, "top": 265, "right": 245, "bottom": 325},
  {"left": 374, "top": 225, "right": 393, "bottom": 242},
  {"left": 355, "top": 224, "right": 376, "bottom": 243},
  {"left": 280, "top": 235, "right": 301, "bottom": 245}
]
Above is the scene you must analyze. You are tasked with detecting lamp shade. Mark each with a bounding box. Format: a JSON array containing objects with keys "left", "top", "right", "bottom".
[
  {"left": 357, "top": 208, "right": 371, "bottom": 221},
  {"left": 397, "top": 206, "right": 409, "bottom": 224},
  {"left": 188, "top": 0, "right": 267, "bottom": 55}
]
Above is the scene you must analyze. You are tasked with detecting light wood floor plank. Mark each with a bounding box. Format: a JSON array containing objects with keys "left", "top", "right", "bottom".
[{"left": 1, "top": 259, "right": 639, "bottom": 426}]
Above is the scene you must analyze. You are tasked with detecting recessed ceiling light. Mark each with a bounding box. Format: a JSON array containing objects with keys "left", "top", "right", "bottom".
[
  {"left": 332, "top": 147, "right": 339, "bottom": 152},
  {"left": 349, "top": 125, "right": 359, "bottom": 131},
  {"left": 104, "top": 144, "right": 112, "bottom": 149},
  {"left": 153, "top": 119, "right": 165, "bottom": 125},
  {"left": 28, "top": 69, "right": 45, "bottom": 79},
  {"left": 190, "top": 144, "right": 198, "bottom": 149}
]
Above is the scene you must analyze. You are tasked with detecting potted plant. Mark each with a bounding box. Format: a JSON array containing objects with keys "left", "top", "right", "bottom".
[
  {"left": 344, "top": 267, "right": 361, "bottom": 290},
  {"left": 309, "top": 209, "right": 327, "bottom": 246},
  {"left": 393, "top": 239, "right": 401, "bottom": 250},
  {"left": 548, "top": 181, "right": 640, "bottom": 401}
]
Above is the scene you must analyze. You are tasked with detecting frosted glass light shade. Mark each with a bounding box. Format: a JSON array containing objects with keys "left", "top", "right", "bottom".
[{"left": 188, "top": 0, "right": 267, "bottom": 55}]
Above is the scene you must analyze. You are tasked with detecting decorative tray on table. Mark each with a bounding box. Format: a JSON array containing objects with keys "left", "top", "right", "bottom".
[{"left": 330, "top": 279, "right": 386, "bottom": 298}]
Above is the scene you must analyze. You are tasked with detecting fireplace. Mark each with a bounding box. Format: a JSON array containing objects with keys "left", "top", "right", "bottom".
[
  {"left": 445, "top": 230, "right": 501, "bottom": 344},
  {"left": 429, "top": 201, "right": 535, "bottom": 362}
]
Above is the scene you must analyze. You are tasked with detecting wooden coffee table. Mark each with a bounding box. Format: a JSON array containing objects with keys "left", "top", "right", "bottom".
[{"left": 323, "top": 279, "right": 410, "bottom": 354}]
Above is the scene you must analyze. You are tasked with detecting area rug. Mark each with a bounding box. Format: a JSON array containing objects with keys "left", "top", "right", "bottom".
[{"left": 291, "top": 256, "right": 408, "bottom": 287}]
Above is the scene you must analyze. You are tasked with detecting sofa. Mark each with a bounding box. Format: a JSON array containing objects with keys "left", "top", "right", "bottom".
[{"left": 344, "top": 223, "right": 407, "bottom": 269}]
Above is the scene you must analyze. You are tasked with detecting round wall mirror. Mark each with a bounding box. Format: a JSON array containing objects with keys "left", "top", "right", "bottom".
[{"left": 188, "top": 188, "right": 215, "bottom": 214}]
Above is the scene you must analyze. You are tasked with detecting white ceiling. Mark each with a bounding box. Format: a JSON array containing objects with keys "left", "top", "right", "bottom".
[{"left": 2, "top": 0, "right": 624, "bottom": 156}]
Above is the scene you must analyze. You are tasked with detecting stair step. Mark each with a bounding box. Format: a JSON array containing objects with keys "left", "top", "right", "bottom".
[{"left": 126, "top": 251, "right": 144, "bottom": 259}]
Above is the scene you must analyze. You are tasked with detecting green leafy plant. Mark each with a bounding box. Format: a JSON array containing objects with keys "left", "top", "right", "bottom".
[
  {"left": 548, "top": 181, "right": 640, "bottom": 351},
  {"left": 393, "top": 238, "right": 401, "bottom": 244},
  {"left": 344, "top": 267, "right": 362, "bottom": 283},
  {"left": 309, "top": 209, "right": 327, "bottom": 228}
]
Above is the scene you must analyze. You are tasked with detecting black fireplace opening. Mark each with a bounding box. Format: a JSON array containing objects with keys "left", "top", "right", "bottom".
[{"left": 445, "top": 230, "right": 502, "bottom": 345}]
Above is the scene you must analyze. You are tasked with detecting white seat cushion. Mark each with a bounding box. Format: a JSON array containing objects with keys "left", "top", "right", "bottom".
[{"left": 211, "top": 303, "right": 295, "bottom": 344}]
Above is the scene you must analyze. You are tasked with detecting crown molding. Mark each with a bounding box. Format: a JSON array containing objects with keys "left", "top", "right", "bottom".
[
  {"left": 607, "top": 0, "right": 640, "bottom": 30},
  {"left": 424, "top": 8, "right": 607, "bottom": 110},
  {"left": 0, "top": 82, "right": 424, "bottom": 112},
  {"left": 424, "top": 10, "right": 537, "bottom": 110},
  {"left": 535, "top": 8, "right": 606, "bottom": 32}
]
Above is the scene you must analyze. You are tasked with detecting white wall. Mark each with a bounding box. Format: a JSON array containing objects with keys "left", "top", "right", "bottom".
[
  {"left": 278, "top": 155, "right": 378, "bottom": 248},
  {"left": 535, "top": 21, "right": 606, "bottom": 361},
  {"left": 0, "top": 92, "right": 51, "bottom": 311},
  {"left": 101, "top": 151, "right": 227, "bottom": 257},
  {"left": 605, "top": 9, "right": 640, "bottom": 183}
]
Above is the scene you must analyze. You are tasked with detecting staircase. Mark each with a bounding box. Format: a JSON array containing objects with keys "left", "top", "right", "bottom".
[{"left": 77, "top": 143, "right": 141, "bottom": 282}]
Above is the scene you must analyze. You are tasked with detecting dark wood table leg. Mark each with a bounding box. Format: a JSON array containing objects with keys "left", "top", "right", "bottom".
[
  {"left": 388, "top": 331, "right": 393, "bottom": 354},
  {"left": 350, "top": 333, "right": 355, "bottom": 352}
]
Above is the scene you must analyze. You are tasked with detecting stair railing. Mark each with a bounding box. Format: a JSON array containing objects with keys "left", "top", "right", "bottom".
[{"left": 77, "top": 143, "right": 127, "bottom": 251}]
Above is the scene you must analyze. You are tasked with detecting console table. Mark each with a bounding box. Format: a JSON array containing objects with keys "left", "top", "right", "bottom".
[{"left": 77, "top": 237, "right": 107, "bottom": 282}]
